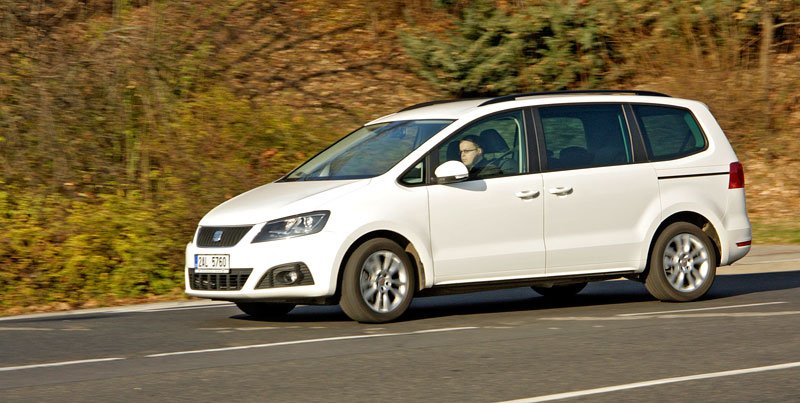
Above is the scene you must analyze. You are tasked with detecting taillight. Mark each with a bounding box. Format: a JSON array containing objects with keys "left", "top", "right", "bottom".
[{"left": 729, "top": 162, "right": 745, "bottom": 189}]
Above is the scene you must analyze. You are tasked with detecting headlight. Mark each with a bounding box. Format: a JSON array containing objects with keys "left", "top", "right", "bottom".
[{"left": 252, "top": 211, "right": 330, "bottom": 243}]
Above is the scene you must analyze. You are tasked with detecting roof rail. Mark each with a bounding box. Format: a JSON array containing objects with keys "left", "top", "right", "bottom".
[
  {"left": 478, "top": 89, "right": 670, "bottom": 107},
  {"left": 397, "top": 99, "right": 461, "bottom": 113}
]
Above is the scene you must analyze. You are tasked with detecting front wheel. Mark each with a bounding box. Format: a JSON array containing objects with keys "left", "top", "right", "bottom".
[
  {"left": 340, "top": 238, "right": 415, "bottom": 323},
  {"left": 645, "top": 222, "right": 717, "bottom": 302}
]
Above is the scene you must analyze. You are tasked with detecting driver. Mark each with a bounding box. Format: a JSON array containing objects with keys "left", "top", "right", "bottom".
[{"left": 459, "top": 135, "right": 500, "bottom": 179}]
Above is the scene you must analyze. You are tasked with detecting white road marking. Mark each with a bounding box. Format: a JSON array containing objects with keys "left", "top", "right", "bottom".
[
  {"left": 0, "top": 302, "right": 233, "bottom": 322},
  {"left": 655, "top": 311, "right": 800, "bottom": 318},
  {"left": 498, "top": 361, "right": 800, "bottom": 403},
  {"left": 235, "top": 327, "right": 279, "bottom": 331},
  {"left": 146, "top": 327, "right": 479, "bottom": 358},
  {"left": 0, "top": 358, "right": 125, "bottom": 372},
  {"left": 139, "top": 304, "right": 235, "bottom": 313},
  {"left": 617, "top": 301, "right": 788, "bottom": 317},
  {"left": 541, "top": 311, "right": 800, "bottom": 321},
  {"left": 197, "top": 327, "right": 278, "bottom": 331},
  {"left": 0, "top": 327, "right": 53, "bottom": 331},
  {"left": 0, "top": 327, "right": 90, "bottom": 332},
  {"left": 412, "top": 327, "right": 477, "bottom": 334},
  {"left": 736, "top": 258, "right": 800, "bottom": 265}
]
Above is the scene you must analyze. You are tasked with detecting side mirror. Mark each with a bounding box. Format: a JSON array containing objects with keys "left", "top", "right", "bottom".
[{"left": 434, "top": 160, "right": 469, "bottom": 184}]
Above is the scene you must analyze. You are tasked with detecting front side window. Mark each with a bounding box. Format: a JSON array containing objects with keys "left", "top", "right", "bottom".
[
  {"left": 633, "top": 105, "right": 707, "bottom": 161},
  {"left": 432, "top": 110, "right": 527, "bottom": 180},
  {"left": 282, "top": 120, "right": 452, "bottom": 181},
  {"left": 540, "top": 104, "right": 633, "bottom": 171}
]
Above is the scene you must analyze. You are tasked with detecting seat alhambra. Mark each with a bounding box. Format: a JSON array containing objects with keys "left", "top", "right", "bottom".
[{"left": 186, "top": 90, "right": 752, "bottom": 323}]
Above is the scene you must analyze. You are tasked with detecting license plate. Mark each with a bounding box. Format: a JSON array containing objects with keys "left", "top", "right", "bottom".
[{"left": 195, "top": 254, "right": 230, "bottom": 273}]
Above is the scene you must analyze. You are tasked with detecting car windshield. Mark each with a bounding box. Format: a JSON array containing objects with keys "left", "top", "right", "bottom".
[{"left": 282, "top": 120, "right": 453, "bottom": 181}]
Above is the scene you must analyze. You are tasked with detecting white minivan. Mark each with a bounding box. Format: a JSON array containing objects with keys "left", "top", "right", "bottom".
[{"left": 185, "top": 90, "right": 752, "bottom": 323}]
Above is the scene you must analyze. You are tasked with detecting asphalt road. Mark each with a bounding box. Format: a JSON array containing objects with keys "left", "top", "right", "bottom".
[{"left": 1, "top": 246, "right": 799, "bottom": 402}]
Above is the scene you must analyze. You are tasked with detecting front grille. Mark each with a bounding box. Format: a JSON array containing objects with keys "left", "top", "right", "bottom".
[
  {"left": 196, "top": 226, "right": 253, "bottom": 247},
  {"left": 189, "top": 268, "right": 252, "bottom": 291}
]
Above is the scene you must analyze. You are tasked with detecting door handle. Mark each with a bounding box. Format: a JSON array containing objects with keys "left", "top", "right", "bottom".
[
  {"left": 548, "top": 186, "right": 573, "bottom": 196},
  {"left": 515, "top": 190, "right": 540, "bottom": 199}
]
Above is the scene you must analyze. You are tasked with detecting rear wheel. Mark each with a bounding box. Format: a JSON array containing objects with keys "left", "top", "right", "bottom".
[
  {"left": 645, "top": 222, "right": 717, "bottom": 302},
  {"left": 340, "top": 238, "right": 415, "bottom": 323},
  {"left": 532, "top": 282, "right": 587, "bottom": 299},
  {"left": 235, "top": 302, "right": 295, "bottom": 319}
]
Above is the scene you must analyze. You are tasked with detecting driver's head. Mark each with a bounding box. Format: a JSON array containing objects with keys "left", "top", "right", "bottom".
[{"left": 459, "top": 136, "right": 484, "bottom": 168}]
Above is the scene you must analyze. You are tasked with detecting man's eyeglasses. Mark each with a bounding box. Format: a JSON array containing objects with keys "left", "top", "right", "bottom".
[{"left": 460, "top": 148, "right": 478, "bottom": 154}]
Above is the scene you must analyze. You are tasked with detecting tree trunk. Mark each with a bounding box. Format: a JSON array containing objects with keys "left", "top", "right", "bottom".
[{"left": 760, "top": 1, "right": 773, "bottom": 130}]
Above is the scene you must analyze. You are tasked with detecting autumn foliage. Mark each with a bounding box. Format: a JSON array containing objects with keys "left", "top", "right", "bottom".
[{"left": 0, "top": 0, "right": 798, "bottom": 313}]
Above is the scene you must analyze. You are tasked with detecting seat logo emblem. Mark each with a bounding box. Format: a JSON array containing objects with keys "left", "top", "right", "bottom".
[{"left": 212, "top": 230, "right": 224, "bottom": 243}]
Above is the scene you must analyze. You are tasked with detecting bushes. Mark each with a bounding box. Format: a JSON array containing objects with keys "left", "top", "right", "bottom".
[
  {"left": 401, "top": 0, "right": 799, "bottom": 95},
  {"left": 0, "top": 189, "right": 181, "bottom": 310},
  {"left": 0, "top": 79, "right": 332, "bottom": 313},
  {"left": 0, "top": 84, "right": 334, "bottom": 313},
  {"left": 1, "top": 0, "right": 339, "bottom": 313},
  {"left": 401, "top": 0, "right": 627, "bottom": 95},
  {"left": 0, "top": 188, "right": 67, "bottom": 309}
]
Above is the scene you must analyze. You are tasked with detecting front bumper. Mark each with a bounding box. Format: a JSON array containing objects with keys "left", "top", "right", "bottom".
[{"left": 184, "top": 231, "right": 342, "bottom": 302}]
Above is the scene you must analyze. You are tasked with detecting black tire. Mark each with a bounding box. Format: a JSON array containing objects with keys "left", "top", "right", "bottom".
[
  {"left": 532, "top": 282, "right": 587, "bottom": 298},
  {"left": 645, "top": 222, "right": 717, "bottom": 302},
  {"left": 340, "top": 238, "right": 416, "bottom": 323},
  {"left": 235, "top": 302, "right": 295, "bottom": 319}
]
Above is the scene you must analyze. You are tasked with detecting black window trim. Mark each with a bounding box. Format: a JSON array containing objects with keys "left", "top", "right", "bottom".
[
  {"left": 531, "top": 107, "right": 547, "bottom": 173},
  {"left": 658, "top": 171, "right": 728, "bottom": 180},
  {"left": 523, "top": 108, "right": 542, "bottom": 174},
  {"left": 624, "top": 103, "right": 650, "bottom": 163},
  {"left": 398, "top": 101, "right": 712, "bottom": 185},
  {"left": 397, "top": 158, "right": 430, "bottom": 187}
]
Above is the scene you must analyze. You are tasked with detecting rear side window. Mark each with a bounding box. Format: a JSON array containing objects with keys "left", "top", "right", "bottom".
[
  {"left": 539, "top": 104, "right": 633, "bottom": 171},
  {"left": 633, "top": 105, "right": 706, "bottom": 161}
]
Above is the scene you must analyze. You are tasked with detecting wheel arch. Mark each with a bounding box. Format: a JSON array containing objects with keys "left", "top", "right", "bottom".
[
  {"left": 333, "top": 230, "right": 426, "bottom": 302},
  {"left": 642, "top": 211, "right": 721, "bottom": 279}
]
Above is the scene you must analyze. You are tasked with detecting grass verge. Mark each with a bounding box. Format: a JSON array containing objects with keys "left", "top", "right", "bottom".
[{"left": 751, "top": 219, "right": 800, "bottom": 245}]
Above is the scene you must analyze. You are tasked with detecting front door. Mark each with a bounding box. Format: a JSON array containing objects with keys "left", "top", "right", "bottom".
[{"left": 426, "top": 110, "right": 546, "bottom": 283}]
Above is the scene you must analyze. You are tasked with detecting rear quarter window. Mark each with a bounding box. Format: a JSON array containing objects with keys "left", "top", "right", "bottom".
[{"left": 633, "top": 105, "right": 707, "bottom": 161}]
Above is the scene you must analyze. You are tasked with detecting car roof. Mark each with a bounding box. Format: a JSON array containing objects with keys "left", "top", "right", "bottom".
[
  {"left": 367, "top": 99, "right": 489, "bottom": 124},
  {"left": 367, "top": 90, "right": 676, "bottom": 125}
]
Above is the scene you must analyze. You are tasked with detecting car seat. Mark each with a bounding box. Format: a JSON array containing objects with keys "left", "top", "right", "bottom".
[
  {"left": 558, "top": 146, "right": 594, "bottom": 169},
  {"left": 446, "top": 141, "right": 461, "bottom": 161},
  {"left": 478, "top": 129, "right": 510, "bottom": 155}
]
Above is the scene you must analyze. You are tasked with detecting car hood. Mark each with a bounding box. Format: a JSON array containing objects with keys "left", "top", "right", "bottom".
[{"left": 199, "top": 179, "right": 367, "bottom": 226}]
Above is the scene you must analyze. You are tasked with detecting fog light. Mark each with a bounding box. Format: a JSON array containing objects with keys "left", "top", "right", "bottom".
[
  {"left": 256, "top": 262, "right": 314, "bottom": 289},
  {"left": 274, "top": 267, "right": 302, "bottom": 285}
]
